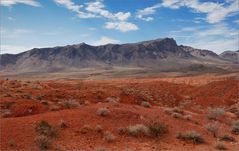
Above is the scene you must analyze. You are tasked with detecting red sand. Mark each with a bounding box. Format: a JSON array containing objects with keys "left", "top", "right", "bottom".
[{"left": 0, "top": 76, "right": 239, "bottom": 151}]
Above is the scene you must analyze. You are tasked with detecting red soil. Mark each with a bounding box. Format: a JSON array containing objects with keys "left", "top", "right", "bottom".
[{"left": 0, "top": 75, "right": 239, "bottom": 151}]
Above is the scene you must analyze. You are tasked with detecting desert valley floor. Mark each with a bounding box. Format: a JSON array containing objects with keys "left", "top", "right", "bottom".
[{"left": 0, "top": 73, "right": 239, "bottom": 151}]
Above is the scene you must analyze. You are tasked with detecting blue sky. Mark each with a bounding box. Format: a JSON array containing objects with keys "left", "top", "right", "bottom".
[{"left": 1, "top": 0, "right": 238, "bottom": 54}]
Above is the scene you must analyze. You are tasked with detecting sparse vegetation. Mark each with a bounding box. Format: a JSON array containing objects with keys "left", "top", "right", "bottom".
[
  {"left": 103, "top": 131, "right": 115, "bottom": 142},
  {"left": 183, "top": 115, "right": 192, "bottom": 121},
  {"left": 205, "top": 122, "right": 220, "bottom": 137},
  {"left": 118, "top": 124, "right": 149, "bottom": 137},
  {"left": 35, "top": 135, "right": 51, "bottom": 150},
  {"left": 141, "top": 101, "right": 151, "bottom": 108},
  {"left": 119, "top": 122, "right": 168, "bottom": 138},
  {"left": 207, "top": 107, "right": 225, "bottom": 120},
  {"left": 8, "top": 139, "right": 16, "bottom": 147},
  {"left": 176, "top": 131, "right": 204, "bottom": 144},
  {"left": 95, "top": 147, "right": 108, "bottom": 151},
  {"left": 35, "top": 120, "right": 59, "bottom": 138},
  {"left": 219, "top": 135, "right": 235, "bottom": 142},
  {"left": 96, "top": 107, "right": 110, "bottom": 117},
  {"left": 62, "top": 99, "right": 79, "bottom": 109},
  {"left": 1, "top": 109, "right": 12, "bottom": 118},
  {"left": 147, "top": 121, "right": 168, "bottom": 138},
  {"left": 59, "top": 120, "right": 67, "bottom": 129},
  {"left": 95, "top": 124, "right": 103, "bottom": 133},
  {"left": 231, "top": 120, "right": 239, "bottom": 135},
  {"left": 215, "top": 142, "right": 227, "bottom": 150}
]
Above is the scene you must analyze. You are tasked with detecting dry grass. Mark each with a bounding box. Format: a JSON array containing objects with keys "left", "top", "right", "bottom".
[
  {"left": 176, "top": 131, "right": 204, "bottom": 144},
  {"left": 103, "top": 131, "right": 116, "bottom": 142},
  {"left": 231, "top": 120, "right": 239, "bottom": 135},
  {"left": 207, "top": 107, "right": 225, "bottom": 120},
  {"left": 205, "top": 122, "right": 220, "bottom": 137},
  {"left": 215, "top": 142, "right": 227, "bottom": 150},
  {"left": 96, "top": 108, "right": 110, "bottom": 117}
]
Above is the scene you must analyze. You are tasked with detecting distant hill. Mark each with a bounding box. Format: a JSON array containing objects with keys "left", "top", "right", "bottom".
[
  {"left": 0, "top": 38, "right": 238, "bottom": 75},
  {"left": 219, "top": 50, "right": 239, "bottom": 64}
]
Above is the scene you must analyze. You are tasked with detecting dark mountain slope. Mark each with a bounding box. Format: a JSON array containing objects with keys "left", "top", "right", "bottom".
[{"left": 0, "top": 38, "right": 236, "bottom": 74}]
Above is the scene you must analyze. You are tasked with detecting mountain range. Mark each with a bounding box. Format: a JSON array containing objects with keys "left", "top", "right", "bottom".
[{"left": 0, "top": 38, "right": 238, "bottom": 76}]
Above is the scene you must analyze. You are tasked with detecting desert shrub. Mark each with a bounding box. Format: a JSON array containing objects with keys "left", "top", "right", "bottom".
[
  {"left": 106, "top": 97, "right": 120, "bottom": 105},
  {"left": 164, "top": 108, "right": 174, "bottom": 115},
  {"left": 8, "top": 139, "right": 16, "bottom": 147},
  {"left": 176, "top": 131, "right": 204, "bottom": 144},
  {"left": 231, "top": 120, "right": 239, "bottom": 135},
  {"left": 95, "top": 147, "right": 108, "bottom": 151},
  {"left": 205, "top": 122, "right": 220, "bottom": 137},
  {"left": 215, "top": 142, "right": 227, "bottom": 150},
  {"left": 103, "top": 131, "right": 115, "bottom": 142},
  {"left": 183, "top": 115, "right": 192, "bottom": 121},
  {"left": 80, "top": 125, "right": 92, "bottom": 134},
  {"left": 59, "top": 120, "right": 67, "bottom": 129},
  {"left": 95, "top": 124, "right": 103, "bottom": 133},
  {"left": 35, "top": 120, "right": 59, "bottom": 138},
  {"left": 207, "top": 107, "right": 225, "bottom": 120},
  {"left": 235, "top": 111, "right": 239, "bottom": 118},
  {"left": 1, "top": 109, "right": 12, "bottom": 118},
  {"left": 96, "top": 108, "right": 110, "bottom": 117},
  {"left": 141, "top": 101, "right": 151, "bottom": 108},
  {"left": 147, "top": 121, "right": 168, "bottom": 138},
  {"left": 118, "top": 124, "right": 149, "bottom": 137},
  {"left": 62, "top": 99, "right": 79, "bottom": 109},
  {"left": 0, "top": 102, "right": 14, "bottom": 109},
  {"left": 219, "top": 135, "right": 235, "bottom": 142},
  {"left": 171, "top": 113, "right": 184, "bottom": 119},
  {"left": 35, "top": 135, "right": 51, "bottom": 150}
]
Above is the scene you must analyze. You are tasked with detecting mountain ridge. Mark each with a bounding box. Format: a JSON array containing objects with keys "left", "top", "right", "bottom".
[{"left": 0, "top": 38, "right": 238, "bottom": 75}]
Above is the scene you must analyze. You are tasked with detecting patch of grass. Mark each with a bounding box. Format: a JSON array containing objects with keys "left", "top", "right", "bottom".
[
  {"left": 215, "top": 142, "right": 227, "bottom": 150},
  {"left": 96, "top": 108, "right": 110, "bottom": 117},
  {"left": 176, "top": 131, "right": 204, "bottom": 144},
  {"left": 207, "top": 107, "right": 225, "bottom": 120}
]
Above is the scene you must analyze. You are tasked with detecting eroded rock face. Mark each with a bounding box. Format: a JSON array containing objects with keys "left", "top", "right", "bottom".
[{"left": 220, "top": 50, "right": 239, "bottom": 64}]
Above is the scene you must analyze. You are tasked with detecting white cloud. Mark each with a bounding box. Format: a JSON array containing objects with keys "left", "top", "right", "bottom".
[
  {"left": 0, "top": 0, "right": 41, "bottom": 7},
  {"left": 92, "top": 36, "right": 120, "bottom": 46},
  {"left": 85, "top": 0, "right": 131, "bottom": 21},
  {"left": 136, "top": 3, "right": 161, "bottom": 21},
  {"left": 196, "top": 24, "right": 237, "bottom": 37},
  {"left": 190, "top": 38, "right": 238, "bottom": 53},
  {"left": 161, "top": 0, "right": 239, "bottom": 24},
  {"left": 234, "top": 19, "right": 239, "bottom": 24},
  {"left": 105, "top": 22, "right": 138, "bottom": 32},
  {"left": 54, "top": 0, "right": 97, "bottom": 18},
  {"left": 54, "top": 0, "right": 136, "bottom": 32}
]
